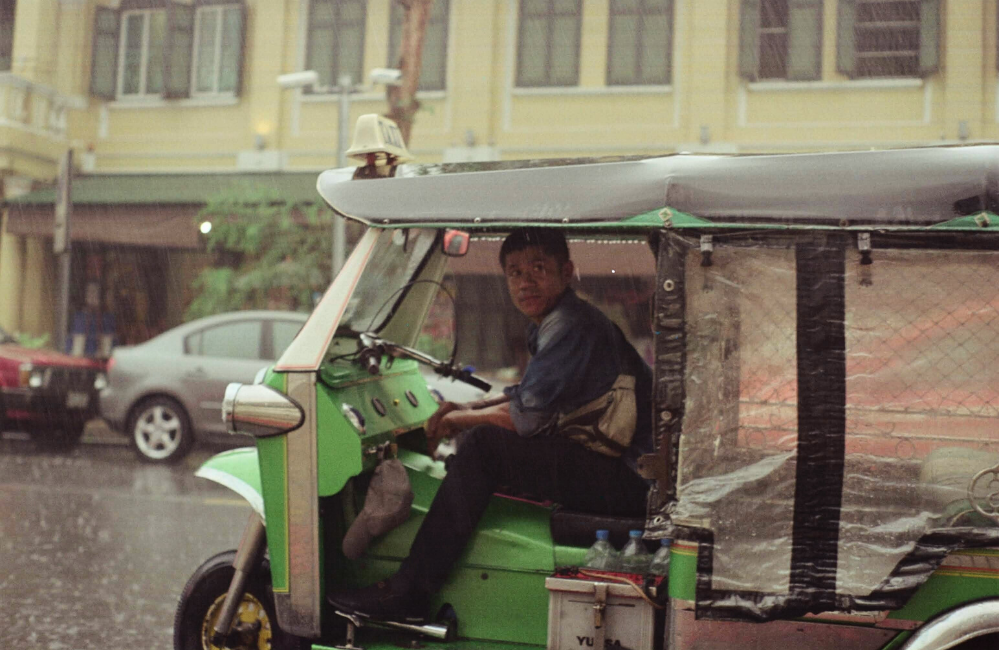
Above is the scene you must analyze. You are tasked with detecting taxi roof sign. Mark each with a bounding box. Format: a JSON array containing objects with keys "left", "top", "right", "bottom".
[{"left": 345, "top": 114, "right": 414, "bottom": 165}]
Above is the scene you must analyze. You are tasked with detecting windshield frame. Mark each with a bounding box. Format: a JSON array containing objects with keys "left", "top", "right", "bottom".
[{"left": 339, "top": 228, "right": 441, "bottom": 335}]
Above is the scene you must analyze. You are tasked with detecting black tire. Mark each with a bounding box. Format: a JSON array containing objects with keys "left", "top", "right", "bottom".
[
  {"left": 126, "top": 395, "right": 194, "bottom": 464},
  {"left": 174, "top": 550, "right": 300, "bottom": 650},
  {"left": 33, "top": 422, "right": 86, "bottom": 451}
]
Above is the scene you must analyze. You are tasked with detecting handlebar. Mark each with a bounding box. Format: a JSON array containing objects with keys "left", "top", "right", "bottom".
[{"left": 357, "top": 333, "right": 493, "bottom": 393}]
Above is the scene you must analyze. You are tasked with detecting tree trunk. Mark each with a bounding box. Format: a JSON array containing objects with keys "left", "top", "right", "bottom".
[{"left": 386, "top": 0, "right": 433, "bottom": 145}]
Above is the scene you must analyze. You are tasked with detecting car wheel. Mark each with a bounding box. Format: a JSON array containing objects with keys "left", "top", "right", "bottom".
[
  {"left": 127, "top": 396, "right": 194, "bottom": 464},
  {"left": 174, "top": 550, "right": 300, "bottom": 650}
]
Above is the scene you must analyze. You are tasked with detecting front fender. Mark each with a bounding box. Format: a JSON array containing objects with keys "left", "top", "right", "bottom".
[
  {"left": 901, "top": 599, "right": 999, "bottom": 650},
  {"left": 195, "top": 447, "right": 265, "bottom": 522}
]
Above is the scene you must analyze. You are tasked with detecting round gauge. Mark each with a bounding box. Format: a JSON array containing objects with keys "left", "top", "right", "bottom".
[
  {"left": 405, "top": 390, "right": 418, "bottom": 407},
  {"left": 341, "top": 404, "right": 366, "bottom": 435},
  {"left": 371, "top": 397, "right": 387, "bottom": 416}
]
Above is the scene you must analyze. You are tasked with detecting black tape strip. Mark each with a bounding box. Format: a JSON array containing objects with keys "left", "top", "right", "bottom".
[
  {"left": 644, "top": 231, "right": 688, "bottom": 533},
  {"left": 789, "top": 236, "right": 847, "bottom": 608}
]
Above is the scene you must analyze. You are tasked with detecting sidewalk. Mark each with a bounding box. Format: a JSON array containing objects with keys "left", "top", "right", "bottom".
[{"left": 83, "top": 418, "right": 127, "bottom": 445}]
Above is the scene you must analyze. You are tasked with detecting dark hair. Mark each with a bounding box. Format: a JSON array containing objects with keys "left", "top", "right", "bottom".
[{"left": 498, "top": 229, "right": 570, "bottom": 269}]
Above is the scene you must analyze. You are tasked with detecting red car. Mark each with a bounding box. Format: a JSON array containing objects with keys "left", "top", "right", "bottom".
[{"left": 0, "top": 326, "right": 105, "bottom": 447}]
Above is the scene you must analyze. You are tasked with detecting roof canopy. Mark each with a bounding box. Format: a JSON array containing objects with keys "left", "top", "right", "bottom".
[
  {"left": 317, "top": 145, "right": 998, "bottom": 229},
  {"left": 4, "top": 172, "right": 324, "bottom": 207}
]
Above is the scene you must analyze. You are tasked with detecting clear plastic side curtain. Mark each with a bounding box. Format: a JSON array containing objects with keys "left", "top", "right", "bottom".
[{"left": 654, "top": 232, "right": 998, "bottom": 622}]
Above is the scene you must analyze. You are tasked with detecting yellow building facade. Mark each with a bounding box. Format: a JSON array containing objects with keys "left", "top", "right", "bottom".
[{"left": 1, "top": 0, "right": 998, "bottom": 343}]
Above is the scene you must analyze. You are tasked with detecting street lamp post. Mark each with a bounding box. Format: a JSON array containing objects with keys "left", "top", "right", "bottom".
[
  {"left": 333, "top": 73, "right": 352, "bottom": 278},
  {"left": 277, "top": 68, "right": 402, "bottom": 280}
]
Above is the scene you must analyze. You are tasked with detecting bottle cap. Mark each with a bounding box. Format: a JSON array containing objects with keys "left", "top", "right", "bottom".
[
  {"left": 629, "top": 529, "right": 642, "bottom": 538},
  {"left": 596, "top": 529, "right": 610, "bottom": 541}
]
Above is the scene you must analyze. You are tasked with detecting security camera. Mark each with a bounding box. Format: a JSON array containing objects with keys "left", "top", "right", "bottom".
[
  {"left": 369, "top": 68, "right": 403, "bottom": 86},
  {"left": 277, "top": 70, "right": 319, "bottom": 89}
]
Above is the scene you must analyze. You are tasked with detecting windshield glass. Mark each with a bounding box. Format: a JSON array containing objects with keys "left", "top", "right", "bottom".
[{"left": 340, "top": 228, "right": 438, "bottom": 333}]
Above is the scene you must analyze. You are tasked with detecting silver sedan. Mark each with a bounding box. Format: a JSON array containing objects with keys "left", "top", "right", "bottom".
[{"left": 99, "top": 311, "right": 308, "bottom": 463}]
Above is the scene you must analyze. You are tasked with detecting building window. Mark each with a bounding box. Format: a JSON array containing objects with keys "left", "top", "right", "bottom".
[
  {"left": 758, "top": 0, "right": 788, "bottom": 79},
  {"left": 854, "top": 0, "right": 919, "bottom": 77},
  {"left": 739, "top": 0, "right": 821, "bottom": 81},
  {"left": 388, "top": 0, "right": 449, "bottom": 91},
  {"left": 307, "top": 0, "right": 367, "bottom": 90},
  {"left": 607, "top": 0, "right": 672, "bottom": 86},
  {"left": 90, "top": 1, "right": 246, "bottom": 101},
  {"left": 838, "top": 0, "right": 938, "bottom": 78},
  {"left": 192, "top": 4, "right": 243, "bottom": 94},
  {"left": 516, "top": 0, "right": 582, "bottom": 87},
  {"left": 118, "top": 9, "right": 167, "bottom": 97},
  {"left": 0, "top": 0, "right": 14, "bottom": 71}
]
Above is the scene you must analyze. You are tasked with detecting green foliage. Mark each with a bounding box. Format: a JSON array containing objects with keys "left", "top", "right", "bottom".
[
  {"left": 14, "top": 332, "right": 50, "bottom": 349},
  {"left": 185, "top": 183, "right": 331, "bottom": 321}
]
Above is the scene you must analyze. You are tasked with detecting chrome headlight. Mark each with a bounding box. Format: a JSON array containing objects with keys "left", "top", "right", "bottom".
[{"left": 223, "top": 383, "right": 305, "bottom": 438}]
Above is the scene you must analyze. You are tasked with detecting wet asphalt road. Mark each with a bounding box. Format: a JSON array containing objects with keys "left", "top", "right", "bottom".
[{"left": 0, "top": 431, "right": 253, "bottom": 650}]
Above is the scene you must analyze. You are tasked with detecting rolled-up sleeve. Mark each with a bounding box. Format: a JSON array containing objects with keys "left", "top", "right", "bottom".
[{"left": 502, "top": 309, "right": 598, "bottom": 437}]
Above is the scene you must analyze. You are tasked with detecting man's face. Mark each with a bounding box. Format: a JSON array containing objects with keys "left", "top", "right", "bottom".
[{"left": 503, "top": 246, "right": 574, "bottom": 323}]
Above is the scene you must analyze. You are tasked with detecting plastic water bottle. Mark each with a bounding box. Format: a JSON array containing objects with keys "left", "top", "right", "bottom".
[
  {"left": 619, "top": 530, "right": 652, "bottom": 574},
  {"left": 583, "top": 530, "right": 620, "bottom": 570},
  {"left": 649, "top": 538, "right": 672, "bottom": 576}
]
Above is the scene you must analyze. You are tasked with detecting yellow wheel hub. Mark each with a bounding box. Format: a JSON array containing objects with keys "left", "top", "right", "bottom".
[{"left": 200, "top": 592, "right": 274, "bottom": 650}]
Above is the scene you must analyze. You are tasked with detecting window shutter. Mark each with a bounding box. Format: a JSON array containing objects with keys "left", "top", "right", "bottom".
[
  {"left": 918, "top": 0, "right": 939, "bottom": 75},
  {"left": 89, "top": 7, "right": 120, "bottom": 100},
  {"left": 786, "top": 0, "right": 822, "bottom": 80},
  {"left": 163, "top": 2, "right": 195, "bottom": 98},
  {"left": 836, "top": 0, "right": 856, "bottom": 77},
  {"left": 738, "top": 0, "right": 761, "bottom": 80}
]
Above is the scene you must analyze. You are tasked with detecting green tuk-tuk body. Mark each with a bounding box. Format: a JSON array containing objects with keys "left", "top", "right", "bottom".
[{"left": 183, "top": 127, "right": 998, "bottom": 650}]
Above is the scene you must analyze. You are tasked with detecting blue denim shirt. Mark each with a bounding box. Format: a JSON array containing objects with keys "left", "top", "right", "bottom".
[{"left": 503, "top": 289, "right": 654, "bottom": 475}]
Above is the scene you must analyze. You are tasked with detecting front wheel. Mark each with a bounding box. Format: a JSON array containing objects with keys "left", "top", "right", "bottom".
[
  {"left": 33, "top": 422, "right": 86, "bottom": 450},
  {"left": 128, "top": 396, "right": 194, "bottom": 463},
  {"left": 174, "top": 550, "right": 299, "bottom": 650}
]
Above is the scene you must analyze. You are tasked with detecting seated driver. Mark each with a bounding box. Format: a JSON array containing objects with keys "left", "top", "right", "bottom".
[{"left": 328, "top": 229, "right": 653, "bottom": 622}]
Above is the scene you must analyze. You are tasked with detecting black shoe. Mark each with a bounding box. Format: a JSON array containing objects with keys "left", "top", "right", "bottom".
[{"left": 327, "top": 578, "right": 427, "bottom": 624}]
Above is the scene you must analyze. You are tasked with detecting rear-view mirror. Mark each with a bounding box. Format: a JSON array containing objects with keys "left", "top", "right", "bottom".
[{"left": 442, "top": 229, "right": 470, "bottom": 257}]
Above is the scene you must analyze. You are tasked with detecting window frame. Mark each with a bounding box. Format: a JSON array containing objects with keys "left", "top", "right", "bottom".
[
  {"left": 605, "top": 0, "right": 673, "bottom": 87},
  {"left": 387, "top": 0, "right": 450, "bottom": 92},
  {"left": 116, "top": 7, "right": 167, "bottom": 99},
  {"left": 515, "top": 0, "right": 583, "bottom": 88},
  {"left": 190, "top": 3, "right": 242, "bottom": 96}
]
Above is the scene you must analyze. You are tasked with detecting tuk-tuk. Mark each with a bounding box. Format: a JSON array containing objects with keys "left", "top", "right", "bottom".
[{"left": 174, "top": 115, "right": 998, "bottom": 650}]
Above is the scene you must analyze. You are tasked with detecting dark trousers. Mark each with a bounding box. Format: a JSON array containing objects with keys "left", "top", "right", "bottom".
[{"left": 397, "top": 425, "right": 650, "bottom": 594}]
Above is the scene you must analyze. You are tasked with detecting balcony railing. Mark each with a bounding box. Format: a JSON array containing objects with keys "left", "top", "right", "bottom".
[{"left": 0, "top": 72, "right": 81, "bottom": 140}]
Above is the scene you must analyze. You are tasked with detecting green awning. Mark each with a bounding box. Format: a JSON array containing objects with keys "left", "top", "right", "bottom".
[{"left": 3, "top": 171, "right": 323, "bottom": 207}]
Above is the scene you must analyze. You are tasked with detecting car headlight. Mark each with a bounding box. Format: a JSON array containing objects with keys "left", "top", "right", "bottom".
[
  {"left": 93, "top": 372, "right": 108, "bottom": 391},
  {"left": 19, "top": 363, "right": 46, "bottom": 389}
]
